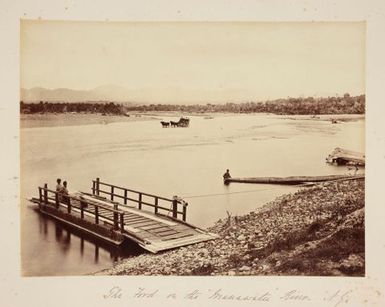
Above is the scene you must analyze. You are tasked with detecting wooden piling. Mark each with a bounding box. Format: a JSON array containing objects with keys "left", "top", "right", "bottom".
[
  {"left": 154, "top": 197, "right": 159, "bottom": 214},
  {"left": 120, "top": 213, "right": 124, "bottom": 233},
  {"left": 95, "top": 206, "right": 99, "bottom": 224},
  {"left": 113, "top": 204, "right": 119, "bottom": 230},
  {"left": 182, "top": 204, "right": 187, "bottom": 222},
  {"left": 39, "top": 187, "right": 42, "bottom": 202},
  {"left": 44, "top": 183, "right": 48, "bottom": 204},
  {"left": 172, "top": 198, "right": 178, "bottom": 218},
  {"left": 92, "top": 181, "right": 96, "bottom": 195},
  {"left": 55, "top": 192, "right": 59, "bottom": 209},
  {"left": 96, "top": 177, "right": 100, "bottom": 196},
  {"left": 38, "top": 187, "right": 42, "bottom": 209},
  {"left": 80, "top": 201, "right": 85, "bottom": 219},
  {"left": 138, "top": 193, "right": 142, "bottom": 210},
  {"left": 124, "top": 189, "right": 128, "bottom": 205}
]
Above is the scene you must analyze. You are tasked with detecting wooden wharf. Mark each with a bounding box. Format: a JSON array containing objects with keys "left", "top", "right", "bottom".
[
  {"left": 326, "top": 147, "right": 365, "bottom": 166},
  {"left": 30, "top": 178, "right": 217, "bottom": 253}
]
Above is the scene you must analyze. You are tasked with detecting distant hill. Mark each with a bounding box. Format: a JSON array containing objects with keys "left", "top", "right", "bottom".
[
  {"left": 20, "top": 85, "right": 135, "bottom": 103},
  {"left": 20, "top": 85, "right": 263, "bottom": 104}
]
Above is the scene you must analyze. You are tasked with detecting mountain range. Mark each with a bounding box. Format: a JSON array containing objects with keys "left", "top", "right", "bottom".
[
  {"left": 20, "top": 85, "right": 260, "bottom": 105},
  {"left": 20, "top": 85, "right": 136, "bottom": 103}
]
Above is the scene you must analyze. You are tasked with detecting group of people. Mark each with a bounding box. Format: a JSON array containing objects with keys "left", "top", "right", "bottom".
[{"left": 56, "top": 178, "right": 69, "bottom": 202}]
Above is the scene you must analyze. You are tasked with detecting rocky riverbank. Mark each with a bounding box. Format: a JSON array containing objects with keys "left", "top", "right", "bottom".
[{"left": 97, "top": 179, "right": 365, "bottom": 276}]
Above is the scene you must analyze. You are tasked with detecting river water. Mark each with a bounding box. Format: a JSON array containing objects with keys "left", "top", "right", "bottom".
[{"left": 20, "top": 113, "right": 365, "bottom": 276}]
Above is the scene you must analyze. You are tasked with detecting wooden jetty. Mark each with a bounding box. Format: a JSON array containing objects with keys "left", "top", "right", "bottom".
[
  {"left": 224, "top": 174, "right": 365, "bottom": 185},
  {"left": 326, "top": 147, "right": 365, "bottom": 166},
  {"left": 29, "top": 178, "right": 217, "bottom": 253}
]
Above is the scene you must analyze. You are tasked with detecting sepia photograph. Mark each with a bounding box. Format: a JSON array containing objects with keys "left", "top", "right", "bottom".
[{"left": 19, "top": 20, "right": 366, "bottom": 278}]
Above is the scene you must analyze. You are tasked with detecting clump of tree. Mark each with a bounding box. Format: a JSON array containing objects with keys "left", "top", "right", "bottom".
[
  {"left": 20, "top": 101, "right": 125, "bottom": 115},
  {"left": 123, "top": 94, "right": 365, "bottom": 115},
  {"left": 20, "top": 94, "right": 365, "bottom": 115}
]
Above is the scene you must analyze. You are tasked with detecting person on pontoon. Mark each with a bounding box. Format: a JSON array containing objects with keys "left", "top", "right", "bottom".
[{"left": 223, "top": 169, "right": 231, "bottom": 180}]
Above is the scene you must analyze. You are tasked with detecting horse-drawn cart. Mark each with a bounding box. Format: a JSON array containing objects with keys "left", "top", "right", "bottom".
[{"left": 161, "top": 117, "right": 190, "bottom": 128}]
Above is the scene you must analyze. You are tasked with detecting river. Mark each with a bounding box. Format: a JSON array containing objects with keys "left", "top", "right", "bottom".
[{"left": 20, "top": 113, "right": 365, "bottom": 276}]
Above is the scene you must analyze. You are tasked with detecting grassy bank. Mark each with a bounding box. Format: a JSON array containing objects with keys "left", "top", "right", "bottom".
[{"left": 97, "top": 179, "right": 364, "bottom": 276}]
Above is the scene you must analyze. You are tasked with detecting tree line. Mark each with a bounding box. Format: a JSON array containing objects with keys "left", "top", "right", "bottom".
[
  {"left": 20, "top": 101, "right": 125, "bottom": 115},
  {"left": 20, "top": 94, "right": 365, "bottom": 115}
]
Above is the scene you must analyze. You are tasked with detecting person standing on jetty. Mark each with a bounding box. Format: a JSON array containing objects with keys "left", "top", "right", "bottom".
[
  {"left": 56, "top": 178, "right": 62, "bottom": 192},
  {"left": 61, "top": 181, "right": 69, "bottom": 204},
  {"left": 56, "top": 178, "right": 63, "bottom": 201},
  {"left": 62, "top": 181, "right": 69, "bottom": 195}
]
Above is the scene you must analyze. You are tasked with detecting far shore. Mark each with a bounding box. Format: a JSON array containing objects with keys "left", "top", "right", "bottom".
[{"left": 20, "top": 112, "right": 365, "bottom": 129}]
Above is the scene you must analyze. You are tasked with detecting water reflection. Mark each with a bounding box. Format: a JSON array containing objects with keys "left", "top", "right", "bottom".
[
  {"left": 38, "top": 214, "right": 48, "bottom": 236},
  {"left": 48, "top": 216, "right": 144, "bottom": 262},
  {"left": 94, "top": 245, "right": 99, "bottom": 263},
  {"left": 80, "top": 238, "right": 84, "bottom": 257},
  {"left": 24, "top": 207, "right": 146, "bottom": 275},
  {"left": 55, "top": 225, "right": 62, "bottom": 241}
]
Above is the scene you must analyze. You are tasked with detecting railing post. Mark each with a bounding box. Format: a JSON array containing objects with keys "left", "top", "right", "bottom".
[
  {"left": 38, "top": 187, "right": 42, "bottom": 209},
  {"left": 154, "top": 197, "right": 159, "bottom": 214},
  {"left": 120, "top": 213, "right": 124, "bottom": 233},
  {"left": 138, "top": 193, "right": 142, "bottom": 210},
  {"left": 95, "top": 206, "right": 99, "bottom": 224},
  {"left": 113, "top": 204, "right": 118, "bottom": 230},
  {"left": 44, "top": 183, "right": 48, "bottom": 204},
  {"left": 67, "top": 198, "right": 71, "bottom": 214},
  {"left": 55, "top": 192, "right": 59, "bottom": 209},
  {"left": 183, "top": 203, "right": 187, "bottom": 222},
  {"left": 39, "top": 187, "right": 42, "bottom": 202},
  {"left": 92, "top": 180, "right": 96, "bottom": 195},
  {"left": 111, "top": 186, "right": 114, "bottom": 201},
  {"left": 124, "top": 189, "right": 128, "bottom": 205},
  {"left": 96, "top": 177, "right": 100, "bottom": 196},
  {"left": 172, "top": 198, "right": 178, "bottom": 219}
]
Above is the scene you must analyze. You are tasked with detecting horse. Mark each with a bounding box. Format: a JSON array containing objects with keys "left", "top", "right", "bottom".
[
  {"left": 170, "top": 121, "right": 178, "bottom": 127},
  {"left": 160, "top": 121, "right": 170, "bottom": 128}
]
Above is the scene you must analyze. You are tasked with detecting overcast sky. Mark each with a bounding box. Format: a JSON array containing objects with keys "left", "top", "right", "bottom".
[{"left": 20, "top": 21, "right": 365, "bottom": 103}]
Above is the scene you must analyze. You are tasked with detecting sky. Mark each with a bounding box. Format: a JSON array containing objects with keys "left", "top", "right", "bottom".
[{"left": 20, "top": 21, "right": 365, "bottom": 103}]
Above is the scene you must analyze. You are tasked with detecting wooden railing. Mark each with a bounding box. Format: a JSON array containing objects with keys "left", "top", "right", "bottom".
[
  {"left": 92, "top": 178, "right": 188, "bottom": 221},
  {"left": 38, "top": 184, "right": 126, "bottom": 233}
]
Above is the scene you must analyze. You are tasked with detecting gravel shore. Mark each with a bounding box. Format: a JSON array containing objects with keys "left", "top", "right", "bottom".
[
  {"left": 96, "top": 179, "right": 365, "bottom": 276},
  {"left": 20, "top": 113, "right": 157, "bottom": 128}
]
